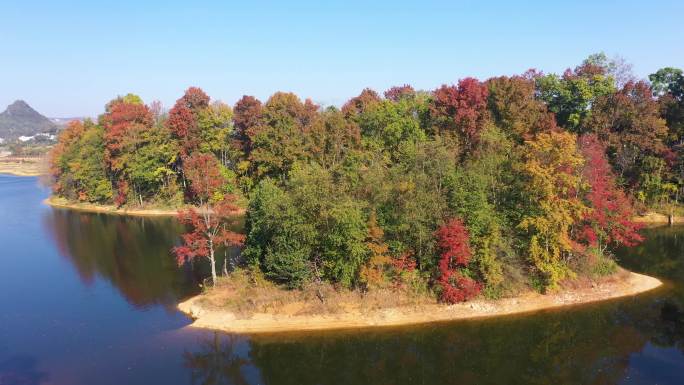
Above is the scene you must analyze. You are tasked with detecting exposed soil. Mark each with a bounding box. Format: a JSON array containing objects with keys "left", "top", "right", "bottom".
[
  {"left": 44, "top": 196, "right": 246, "bottom": 217},
  {"left": 633, "top": 212, "right": 684, "bottom": 224},
  {"left": 178, "top": 270, "right": 663, "bottom": 334},
  {"left": 0, "top": 156, "right": 46, "bottom": 176}
]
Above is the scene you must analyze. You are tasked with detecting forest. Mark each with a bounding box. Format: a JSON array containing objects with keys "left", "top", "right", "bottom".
[{"left": 49, "top": 54, "right": 684, "bottom": 302}]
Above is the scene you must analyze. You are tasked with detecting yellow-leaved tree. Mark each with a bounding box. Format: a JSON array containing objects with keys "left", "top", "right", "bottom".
[
  {"left": 360, "top": 211, "right": 393, "bottom": 289},
  {"left": 518, "top": 130, "right": 589, "bottom": 289}
]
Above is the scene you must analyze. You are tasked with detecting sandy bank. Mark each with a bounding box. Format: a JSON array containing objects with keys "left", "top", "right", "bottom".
[
  {"left": 178, "top": 272, "right": 663, "bottom": 334},
  {"left": 44, "top": 196, "right": 245, "bottom": 217},
  {"left": 0, "top": 157, "right": 46, "bottom": 177},
  {"left": 633, "top": 212, "right": 684, "bottom": 224},
  {"left": 45, "top": 196, "right": 181, "bottom": 216}
]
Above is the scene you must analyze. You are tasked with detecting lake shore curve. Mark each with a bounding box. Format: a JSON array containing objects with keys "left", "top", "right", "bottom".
[
  {"left": 44, "top": 196, "right": 246, "bottom": 217},
  {"left": 45, "top": 193, "right": 679, "bottom": 223},
  {"left": 178, "top": 271, "right": 663, "bottom": 334},
  {"left": 44, "top": 196, "right": 182, "bottom": 216}
]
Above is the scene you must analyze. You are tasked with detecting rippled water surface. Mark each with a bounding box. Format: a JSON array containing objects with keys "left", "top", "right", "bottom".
[{"left": 1, "top": 174, "right": 684, "bottom": 385}]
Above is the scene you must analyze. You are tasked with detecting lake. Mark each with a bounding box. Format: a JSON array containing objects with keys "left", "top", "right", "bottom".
[{"left": 1, "top": 174, "right": 684, "bottom": 385}]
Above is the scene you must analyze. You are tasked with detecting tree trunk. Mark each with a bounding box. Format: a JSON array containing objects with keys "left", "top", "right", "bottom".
[
  {"left": 223, "top": 252, "right": 229, "bottom": 277},
  {"left": 209, "top": 239, "right": 217, "bottom": 286}
]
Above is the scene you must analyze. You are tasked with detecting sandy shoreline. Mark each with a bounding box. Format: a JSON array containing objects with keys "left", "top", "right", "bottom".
[
  {"left": 39, "top": 190, "right": 682, "bottom": 223},
  {"left": 0, "top": 157, "right": 46, "bottom": 177},
  {"left": 633, "top": 212, "right": 684, "bottom": 224},
  {"left": 0, "top": 169, "right": 43, "bottom": 177},
  {"left": 44, "top": 196, "right": 182, "bottom": 216},
  {"left": 45, "top": 196, "right": 247, "bottom": 217},
  {"left": 178, "top": 272, "right": 663, "bottom": 334},
  {"left": 43, "top": 196, "right": 683, "bottom": 224}
]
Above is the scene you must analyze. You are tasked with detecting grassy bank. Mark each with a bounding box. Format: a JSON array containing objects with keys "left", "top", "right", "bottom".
[
  {"left": 45, "top": 196, "right": 246, "bottom": 217},
  {"left": 634, "top": 212, "right": 684, "bottom": 224},
  {"left": 45, "top": 196, "right": 183, "bottom": 216},
  {"left": 0, "top": 156, "right": 46, "bottom": 176},
  {"left": 178, "top": 268, "right": 663, "bottom": 334}
]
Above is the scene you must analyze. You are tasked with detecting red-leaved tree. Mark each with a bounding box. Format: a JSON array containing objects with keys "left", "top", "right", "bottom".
[
  {"left": 341, "top": 88, "right": 382, "bottom": 117},
  {"left": 577, "top": 134, "right": 643, "bottom": 253},
  {"left": 180, "top": 87, "right": 210, "bottom": 110},
  {"left": 384, "top": 84, "right": 415, "bottom": 102},
  {"left": 101, "top": 101, "right": 153, "bottom": 172},
  {"left": 435, "top": 218, "right": 482, "bottom": 303},
  {"left": 173, "top": 153, "right": 244, "bottom": 286},
  {"left": 100, "top": 99, "right": 154, "bottom": 206},
  {"left": 430, "top": 77, "right": 489, "bottom": 149},
  {"left": 233, "top": 95, "right": 263, "bottom": 155},
  {"left": 167, "top": 87, "right": 210, "bottom": 156}
]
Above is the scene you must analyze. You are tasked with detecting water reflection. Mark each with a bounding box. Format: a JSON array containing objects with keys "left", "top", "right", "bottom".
[
  {"left": 618, "top": 226, "right": 684, "bottom": 356},
  {"left": 180, "top": 225, "right": 684, "bottom": 385},
  {"left": 43, "top": 208, "right": 206, "bottom": 309},
  {"left": 251, "top": 310, "right": 650, "bottom": 385},
  {"left": 618, "top": 226, "right": 684, "bottom": 285},
  {"left": 184, "top": 333, "right": 254, "bottom": 385},
  {"left": 0, "top": 355, "right": 49, "bottom": 385},
  {"left": 181, "top": 306, "right": 648, "bottom": 385},
  {"left": 655, "top": 302, "right": 684, "bottom": 351},
  {"left": 27, "top": 191, "right": 684, "bottom": 384}
]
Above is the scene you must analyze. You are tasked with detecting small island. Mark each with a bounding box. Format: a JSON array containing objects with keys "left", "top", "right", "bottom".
[
  {"left": 178, "top": 269, "right": 662, "bottom": 334},
  {"left": 44, "top": 56, "right": 683, "bottom": 333}
]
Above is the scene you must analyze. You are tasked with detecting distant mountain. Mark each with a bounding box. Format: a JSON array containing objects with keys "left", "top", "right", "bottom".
[{"left": 0, "top": 100, "right": 58, "bottom": 140}]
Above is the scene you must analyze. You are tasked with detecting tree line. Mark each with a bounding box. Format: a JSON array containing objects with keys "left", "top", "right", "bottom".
[{"left": 49, "top": 53, "right": 684, "bottom": 300}]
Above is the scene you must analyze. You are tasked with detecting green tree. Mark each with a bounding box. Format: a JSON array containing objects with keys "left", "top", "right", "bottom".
[
  {"left": 71, "top": 122, "right": 112, "bottom": 202},
  {"left": 308, "top": 107, "right": 360, "bottom": 170},
  {"left": 356, "top": 97, "right": 428, "bottom": 157},
  {"left": 50, "top": 120, "right": 112, "bottom": 203},
  {"left": 446, "top": 127, "right": 517, "bottom": 294},
  {"left": 242, "top": 178, "right": 316, "bottom": 288},
  {"left": 536, "top": 56, "right": 616, "bottom": 133},
  {"left": 125, "top": 123, "right": 180, "bottom": 206},
  {"left": 196, "top": 101, "right": 234, "bottom": 166},
  {"left": 375, "top": 139, "right": 456, "bottom": 270},
  {"left": 249, "top": 92, "right": 317, "bottom": 179}
]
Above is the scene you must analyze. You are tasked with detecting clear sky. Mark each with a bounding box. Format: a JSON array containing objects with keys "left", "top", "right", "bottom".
[{"left": 1, "top": 0, "right": 683, "bottom": 117}]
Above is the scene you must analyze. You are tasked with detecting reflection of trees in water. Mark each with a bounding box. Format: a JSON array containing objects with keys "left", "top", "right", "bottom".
[
  {"left": 179, "top": 226, "right": 684, "bottom": 385},
  {"left": 184, "top": 333, "right": 252, "bottom": 385},
  {"left": 617, "top": 226, "right": 684, "bottom": 282},
  {"left": 653, "top": 302, "right": 684, "bottom": 351},
  {"left": 43, "top": 209, "right": 207, "bottom": 308},
  {"left": 617, "top": 225, "right": 684, "bottom": 355},
  {"left": 252, "top": 311, "right": 650, "bottom": 385},
  {"left": 182, "top": 308, "right": 648, "bottom": 385}
]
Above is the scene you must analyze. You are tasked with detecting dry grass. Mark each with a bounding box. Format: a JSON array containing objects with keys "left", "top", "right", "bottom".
[
  {"left": 0, "top": 156, "right": 46, "bottom": 176},
  {"left": 559, "top": 266, "right": 630, "bottom": 292},
  {"left": 179, "top": 270, "right": 663, "bottom": 334},
  {"left": 196, "top": 269, "right": 437, "bottom": 320},
  {"left": 194, "top": 265, "right": 635, "bottom": 321}
]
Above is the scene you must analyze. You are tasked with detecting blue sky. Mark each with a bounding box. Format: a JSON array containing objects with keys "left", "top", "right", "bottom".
[{"left": 1, "top": 0, "right": 683, "bottom": 117}]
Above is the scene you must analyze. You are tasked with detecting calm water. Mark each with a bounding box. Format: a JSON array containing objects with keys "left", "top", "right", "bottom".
[{"left": 1, "top": 174, "right": 684, "bottom": 385}]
